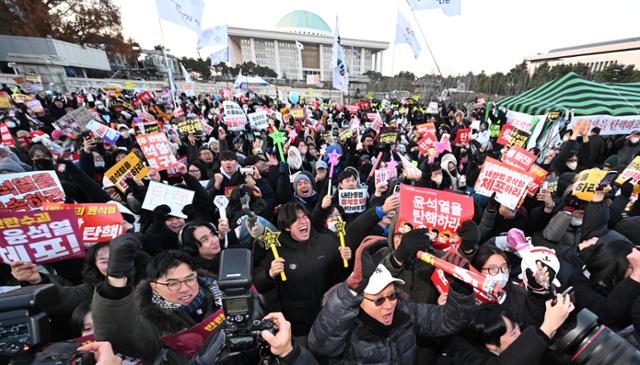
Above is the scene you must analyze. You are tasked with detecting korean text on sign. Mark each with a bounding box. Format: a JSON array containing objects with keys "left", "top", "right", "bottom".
[
  {"left": 338, "top": 188, "right": 367, "bottom": 214},
  {"left": 474, "top": 157, "right": 533, "bottom": 210},
  {"left": 137, "top": 133, "right": 178, "bottom": 171},
  {"left": 0, "top": 210, "right": 83, "bottom": 264},
  {"left": 177, "top": 118, "right": 204, "bottom": 135},
  {"left": 43, "top": 203, "right": 123, "bottom": 244},
  {"left": 105, "top": 152, "right": 149, "bottom": 192},
  {"left": 398, "top": 184, "right": 474, "bottom": 234},
  {"left": 0, "top": 171, "right": 65, "bottom": 212},
  {"left": 142, "top": 181, "right": 195, "bottom": 218}
]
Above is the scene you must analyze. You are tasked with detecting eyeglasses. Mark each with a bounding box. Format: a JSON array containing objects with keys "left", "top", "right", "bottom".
[
  {"left": 363, "top": 291, "right": 398, "bottom": 306},
  {"left": 154, "top": 273, "right": 198, "bottom": 292},
  {"left": 481, "top": 264, "right": 510, "bottom": 276}
]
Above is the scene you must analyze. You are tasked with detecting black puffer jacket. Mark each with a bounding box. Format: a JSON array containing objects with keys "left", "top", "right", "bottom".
[{"left": 308, "top": 281, "right": 474, "bottom": 364}]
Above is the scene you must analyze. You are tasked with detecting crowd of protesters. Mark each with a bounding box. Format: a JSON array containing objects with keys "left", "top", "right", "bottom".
[{"left": 1, "top": 81, "right": 640, "bottom": 365}]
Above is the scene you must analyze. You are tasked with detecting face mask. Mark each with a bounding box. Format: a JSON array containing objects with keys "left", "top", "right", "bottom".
[
  {"left": 95, "top": 161, "right": 105, "bottom": 169},
  {"left": 566, "top": 161, "right": 578, "bottom": 171},
  {"left": 631, "top": 137, "right": 640, "bottom": 144},
  {"left": 33, "top": 159, "right": 55, "bottom": 171},
  {"left": 494, "top": 273, "right": 509, "bottom": 289},
  {"left": 327, "top": 220, "right": 338, "bottom": 232},
  {"left": 571, "top": 217, "right": 583, "bottom": 226},
  {"left": 432, "top": 175, "right": 443, "bottom": 185},
  {"left": 563, "top": 136, "right": 570, "bottom": 142}
]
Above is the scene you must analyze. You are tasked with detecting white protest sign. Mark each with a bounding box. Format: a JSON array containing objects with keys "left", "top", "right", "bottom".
[
  {"left": 142, "top": 181, "right": 194, "bottom": 218},
  {"left": 222, "top": 101, "right": 248, "bottom": 131},
  {"left": 427, "top": 102, "right": 439, "bottom": 114},
  {"left": 474, "top": 157, "right": 533, "bottom": 210},
  {"left": 0, "top": 171, "right": 65, "bottom": 211},
  {"left": 248, "top": 110, "right": 270, "bottom": 130},
  {"left": 338, "top": 188, "right": 368, "bottom": 214}
]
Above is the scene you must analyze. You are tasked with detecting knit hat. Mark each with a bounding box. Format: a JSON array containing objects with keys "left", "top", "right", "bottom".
[
  {"left": 315, "top": 160, "right": 328, "bottom": 170},
  {"left": 604, "top": 154, "right": 618, "bottom": 169},
  {"left": 293, "top": 171, "right": 312, "bottom": 188}
]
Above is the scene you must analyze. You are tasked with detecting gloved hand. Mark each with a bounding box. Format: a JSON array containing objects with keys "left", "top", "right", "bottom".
[
  {"left": 152, "top": 204, "right": 172, "bottom": 228},
  {"left": 441, "top": 249, "right": 473, "bottom": 295},
  {"left": 347, "top": 237, "right": 385, "bottom": 294},
  {"left": 620, "top": 178, "right": 634, "bottom": 199},
  {"left": 393, "top": 228, "right": 429, "bottom": 265},
  {"left": 107, "top": 234, "right": 141, "bottom": 279},
  {"left": 458, "top": 220, "right": 480, "bottom": 255},
  {"left": 278, "top": 161, "right": 288, "bottom": 176},
  {"left": 487, "top": 192, "right": 499, "bottom": 213}
]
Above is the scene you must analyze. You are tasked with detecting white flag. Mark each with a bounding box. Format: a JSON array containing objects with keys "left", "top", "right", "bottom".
[
  {"left": 331, "top": 17, "right": 348, "bottom": 93},
  {"left": 210, "top": 47, "right": 229, "bottom": 65},
  {"left": 198, "top": 25, "right": 228, "bottom": 50},
  {"left": 180, "top": 63, "right": 192, "bottom": 83},
  {"left": 407, "top": 0, "right": 461, "bottom": 17},
  {"left": 395, "top": 12, "right": 421, "bottom": 59},
  {"left": 295, "top": 41, "right": 304, "bottom": 50},
  {"left": 155, "top": 0, "right": 205, "bottom": 34}
]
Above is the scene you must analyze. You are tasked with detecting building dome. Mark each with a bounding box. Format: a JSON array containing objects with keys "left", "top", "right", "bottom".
[{"left": 276, "top": 10, "right": 332, "bottom": 36}]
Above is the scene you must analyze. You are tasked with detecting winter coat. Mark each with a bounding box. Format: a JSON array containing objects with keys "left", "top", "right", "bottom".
[{"left": 308, "top": 281, "right": 474, "bottom": 365}]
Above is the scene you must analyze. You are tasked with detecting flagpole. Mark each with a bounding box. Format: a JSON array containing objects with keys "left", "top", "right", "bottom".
[
  {"left": 405, "top": 0, "right": 447, "bottom": 89},
  {"left": 157, "top": 17, "right": 178, "bottom": 109}
]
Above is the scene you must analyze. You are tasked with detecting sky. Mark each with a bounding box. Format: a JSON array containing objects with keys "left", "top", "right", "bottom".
[{"left": 113, "top": 0, "right": 640, "bottom": 77}]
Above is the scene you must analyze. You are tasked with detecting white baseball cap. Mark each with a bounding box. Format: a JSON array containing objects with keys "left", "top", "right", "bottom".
[{"left": 364, "top": 264, "right": 405, "bottom": 295}]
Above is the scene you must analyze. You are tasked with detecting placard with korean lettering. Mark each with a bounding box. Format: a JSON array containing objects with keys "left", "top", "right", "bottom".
[
  {"left": 526, "top": 165, "right": 549, "bottom": 197},
  {"left": 142, "top": 181, "right": 194, "bottom": 219},
  {"left": 398, "top": 184, "right": 473, "bottom": 236},
  {"left": 105, "top": 152, "right": 149, "bottom": 192},
  {"left": 506, "top": 127, "right": 530, "bottom": 148},
  {"left": 346, "top": 105, "right": 359, "bottom": 114},
  {"left": 177, "top": 118, "right": 204, "bottom": 135},
  {"left": 474, "top": 157, "right": 533, "bottom": 210},
  {"left": 290, "top": 107, "right": 305, "bottom": 119},
  {"left": 247, "top": 110, "right": 270, "bottom": 130},
  {"left": 416, "top": 123, "right": 436, "bottom": 136},
  {"left": 0, "top": 123, "right": 15, "bottom": 147},
  {"left": 338, "top": 188, "right": 368, "bottom": 214},
  {"left": 43, "top": 203, "right": 123, "bottom": 244},
  {"left": 54, "top": 107, "right": 95, "bottom": 137},
  {"left": 222, "top": 101, "right": 247, "bottom": 131},
  {"left": 379, "top": 127, "right": 398, "bottom": 144},
  {"left": 502, "top": 146, "right": 536, "bottom": 172},
  {"left": 426, "top": 102, "right": 439, "bottom": 114},
  {"left": 0, "top": 171, "right": 65, "bottom": 212},
  {"left": 86, "top": 120, "right": 120, "bottom": 145},
  {"left": 0, "top": 210, "right": 83, "bottom": 264},
  {"left": 615, "top": 156, "right": 640, "bottom": 188},
  {"left": 455, "top": 128, "right": 471, "bottom": 144},
  {"left": 572, "top": 168, "right": 607, "bottom": 202},
  {"left": 136, "top": 133, "right": 178, "bottom": 171}
]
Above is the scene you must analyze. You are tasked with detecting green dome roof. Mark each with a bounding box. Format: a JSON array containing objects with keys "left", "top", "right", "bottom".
[{"left": 276, "top": 10, "right": 332, "bottom": 35}]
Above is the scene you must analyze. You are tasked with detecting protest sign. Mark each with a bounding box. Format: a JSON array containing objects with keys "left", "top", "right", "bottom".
[
  {"left": 346, "top": 105, "right": 359, "bottom": 114},
  {"left": 134, "top": 121, "right": 162, "bottom": 135},
  {"left": 43, "top": 203, "right": 123, "bottom": 244},
  {"left": 247, "top": 110, "right": 269, "bottom": 130},
  {"left": 135, "top": 91, "right": 153, "bottom": 104},
  {"left": 0, "top": 123, "right": 15, "bottom": 147},
  {"left": 222, "top": 101, "right": 247, "bottom": 131},
  {"left": 357, "top": 100, "right": 371, "bottom": 110},
  {"left": 506, "top": 110, "right": 546, "bottom": 133},
  {"left": 12, "top": 93, "right": 31, "bottom": 103},
  {"left": 142, "top": 181, "right": 194, "bottom": 219},
  {"left": 349, "top": 117, "right": 361, "bottom": 132},
  {"left": 474, "top": 157, "right": 533, "bottom": 210},
  {"left": 86, "top": 120, "right": 120, "bottom": 145},
  {"left": 374, "top": 169, "right": 387, "bottom": 186},
  {"left": 502, "top": 146, "right": 536, "bottom": 172},
  {"left": 338, "top": 129, "right": 353, "bottom": 142},
  {"left": 161, "top": 308, "right": 225, "bottom": 357},
  {"left": 25, "top": 100, "right": 44, "bottom": 113},
  {"left": 527, "top": 165, "right": 549, "bottom": 197},
  {"left": 0, "top": 210, "right": 83, "bottom": 264},
  {"left": 398, "top": 184, "right": 474, "bottom": 235},
  {"left": 615, "top": 156, "right": 640, "bottom": 191},
  {"left": 105, "top": 152, "right": 149, "bottom": 192},
  {"left": 307, "top": 99, "right": 319, "bottom": 109},
  {"left": 371, "top": 113, "right": 384, "bottom": 133},
  {"left": 24, "top": 74, "right": 43, "bottom": 91},
  {"left": 417, "top": 133, "right": 438, "bottom": 157},
  {"left": 0, "top": 92, "right": 10, "bottom": 109},
  {"left": 177, "top": 118, "right": 204, "bottom": 135},
  {"left": 0, "top": 171, "right": 65, "bottom": 211},
  {"left": 426, "top": 102, "right": 439, "bottom": 114},
  {"left": 379, "top": 127, "right": 398, "bottom": 144},
  {"left": 54, "top": 107, "right": 94, "bottom": 137},
  {"left": 136, "top": 133, "right": 178, "bottom": 170},
  {"left": 507, "top": 127, "right": 530, "bottom": 148},
  {"left": 173, "top": 106, "right": 185, "bottom": 118},
  {"left": 338, "top": 188, "right": 367, "bottom": 214},
  {"left": 290, "top": 107, "right": 305, "bottom": 119},
  {"left": 572, "top": 168, "right": 608, "bottom": 202},
  {"left": 455, "top": 128, "right": 471, "bottom": 144},
  {"left": 416, "top": 122, "right": 436, "bottom": 136},
  {"left": 496, "top": 124, "right": 514, "bottom": 145},
  {"left": 366, "top": 112, "right": 378, "bottom": 121},
  {"left": 567, "top": 115, "right": 640, "bottom": 136}
]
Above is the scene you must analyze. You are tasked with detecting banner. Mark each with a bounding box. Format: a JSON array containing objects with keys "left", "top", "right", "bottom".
[
  {"left": 455, "top": 128, "right": 471, "bottom": 144},
  {"left": 86, "top": 120, "right": 120, "bottom": 145},
  {"left": 177, "top": 118, "right": 204, "bottom": 135},
  {"left": 105, "top": 152, "right": 149, "bottom": 192},
  {"left": 155, "top": 0, "right": 204, "bottom": 34},
  {"left": 572, "top": 168, "right": 608, "bottom": 202},
  {"left": 416, "top": 122, "right": 436, "bottom": 136},
  {"left": 0, "top": 171, "right": 65, "bottom": 211},
  {"left": 222, "top": 101, "right": 247, "bottom": 131},
  {"left": 0, "top": 210, "right": 83, "bottom": 264},
  {"left": 338, "top": 188, "right": 367, "bottom": 214},
  {"left": 142, "top": 181, "right": 194, "bottom": 218},
  {"left": 247, "top": 110, "right": 269, "bottom": 130},
  {"left": 398, "top": 184, "right": 473, "bottom": 235},
  {"left": 43, "top": 203, "right": 123, "bottom": 244},
  {"left": 502, "top": 146, "right": 536, "bottom": 172},
  {"left": 379, "top": 127, "right": 398, "bottom": 144},
  {"left": 0, "top": 123, "right": 15, "bottom": 147},
  {"left": 527, "top": 165, "right": 548, "bottom": 197},
  {"left": 568, "top": 114, "right": 640, "bottom": 136},
  {"left": 136, "top": 133, "right": 178, "bottom": 170},
  {"left": 474, "top": 157, "right": 533, "bottom": 210},
  {"left": 506, "top": 110, "right": 545, "bottom": 133},
  {"left": 54, "top": 107, "right": 95, "bottom": 137}
]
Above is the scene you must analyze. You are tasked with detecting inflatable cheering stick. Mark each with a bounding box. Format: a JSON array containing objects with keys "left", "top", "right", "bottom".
[
  {"left": 258, "top": 227, "right": 287, "bottom": 281},
  {"left": 335, "top": 216, "right": 348, "bottom": 268}
]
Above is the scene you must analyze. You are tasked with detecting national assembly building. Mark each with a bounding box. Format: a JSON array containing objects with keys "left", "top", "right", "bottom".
[{"left": 227, "top": 10, "right": 388, "bottom": 83}]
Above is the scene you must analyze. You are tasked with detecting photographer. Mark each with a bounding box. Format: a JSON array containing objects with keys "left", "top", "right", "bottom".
[{"left": 450, "top": 295, "right": 574, "bottom": 364}]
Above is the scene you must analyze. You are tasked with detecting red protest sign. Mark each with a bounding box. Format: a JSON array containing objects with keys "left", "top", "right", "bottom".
[
  {"left": 0, "top": 210, "right": 83, "bottom": 264},
  {"left": 418, "top": 133, "right": 438, "bottom": 157},
  {"left": 43, "top": 203, "right": 124, "bottom": 244},
  {"left": 366, "top": 112, "right": 378, "bottom": 121},
  {"left": 335, "top": 102, "right": 344, "bottom": 111},
  {"left": 346, "top": 105, "right": 359, "bottom": 114},
  {"left": 357, "top": 101, "right": 371, "bottom": 110},
  {"left": 527, "top": 165, "right": 549, "bottom": 197},
  {"left": 455, "top": 128, "right": 471, "bottom": 144},
  {"left": 416, "top": 122, "right": 436, "bottom": 136},
  {"left": 474, "top": 157, "right": 533, "bottom": 210},
  {"left": 496, "top": 124, "right": 514, "bottom": 145},
  {"left": 307, "top": 99, "right": 319, "bottom": 109},
  {"left": 173, "top": 106, "right": 185, "bottom": 118},
  {"left": 0, "top": 171, "right": 65, "bottom": 212},
  {"left": 502, "top": 146, "right": 536, "bottom": 172},
  {"left": 136, "top": 91, "right": 153, "bottom": 104},
  {"left": 0, "top": 123, "right": 15, "bottom": 147},
  {"left": 136, "top": 133, "right": 178, "bottom": 171},
  {"left": 398, "top": 184, "right": 474, "bottom": 235}
]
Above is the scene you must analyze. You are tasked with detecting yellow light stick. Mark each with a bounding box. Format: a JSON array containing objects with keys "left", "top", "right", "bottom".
[
  {"left": 335, "top": 216, "right": 348, "bottom": 268},
  {"left": 258, "top": 227, "right": 287, "bottom": 281}
]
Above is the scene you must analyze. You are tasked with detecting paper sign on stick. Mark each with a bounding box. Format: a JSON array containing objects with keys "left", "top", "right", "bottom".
[{"left": 142, "top": 181, "right": 194, "bottom": 218}]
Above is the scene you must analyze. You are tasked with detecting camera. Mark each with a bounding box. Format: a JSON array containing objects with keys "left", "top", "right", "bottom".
[
  {"left": 0, "top": 284, "right": 58, "bottom": 358},
  {"left": 218, "top": 248, "right": 276, "bottom": 354},
  {"left": 551, "top": 309, "right": 640, "bottom": 364}
]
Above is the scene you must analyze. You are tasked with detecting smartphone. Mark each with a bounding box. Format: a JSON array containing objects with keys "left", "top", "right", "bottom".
[
  {"left": 240, "top": 167, "right": 253, "bottom": 175},
  {"left": 56, "top": 163, "right": 66, "bottom": 173},
  {"left": 597, "top": 171, "right": 618, "bottom": 190}
]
